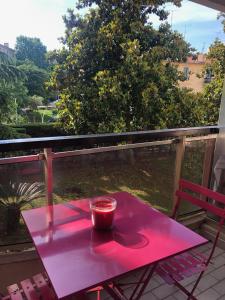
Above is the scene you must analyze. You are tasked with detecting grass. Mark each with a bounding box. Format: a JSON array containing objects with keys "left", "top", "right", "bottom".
[
  {"left": 53, "top": 150, "right": 175, "bottom": 212},
  {"left": 37, "top": 109, "right": 55, "bottom": 117},
  {"left": 32, "top": 109, "right": 57, "bottom": 123}
]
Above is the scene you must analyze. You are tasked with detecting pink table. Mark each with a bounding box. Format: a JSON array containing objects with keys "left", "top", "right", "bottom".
[{"left": 22, "top": 192, "right": 207, "bottom": 299}]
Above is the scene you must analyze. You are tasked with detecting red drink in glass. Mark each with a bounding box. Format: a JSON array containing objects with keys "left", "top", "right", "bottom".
[{"left": 90, "top": 197, "right": 117, "bottom": 230}]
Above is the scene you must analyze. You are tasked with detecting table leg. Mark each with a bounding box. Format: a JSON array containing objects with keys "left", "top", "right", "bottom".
[
  {"left": 133, "top": 263, "right": 158, "bottom": 300},
  {"left": 103, "top": 283, "right": 128, "bottom": 300},
  {"left": 103, "top": 263, "right": 157, "bottom": 300},
  {"left": 129, "top": 266, "right": 150, "bottom": 299}
]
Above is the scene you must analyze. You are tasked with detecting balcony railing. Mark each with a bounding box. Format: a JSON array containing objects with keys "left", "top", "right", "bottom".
[{"left": 0, "top": 125, "right": 221, "bottom": 247}]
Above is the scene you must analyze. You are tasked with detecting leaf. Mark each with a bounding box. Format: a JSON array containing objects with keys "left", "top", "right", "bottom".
[{"left": 0, "top": 182, "right": 45, "bottom": 209}]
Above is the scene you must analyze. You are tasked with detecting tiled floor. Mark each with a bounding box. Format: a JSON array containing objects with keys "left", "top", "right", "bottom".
[{"left": 91, "top": 243, "right": 225, "bottom": 300}]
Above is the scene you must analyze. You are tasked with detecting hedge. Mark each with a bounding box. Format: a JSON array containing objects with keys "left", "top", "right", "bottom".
[
  {"left": 0, "top": 125, "right": 29, "bottom": 140},
  {"left": 11, "top": 123, "right": 66, "bottom": 138}
]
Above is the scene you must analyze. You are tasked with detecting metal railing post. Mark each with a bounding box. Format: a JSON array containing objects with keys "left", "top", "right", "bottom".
[
  {"left": 44, "top": 148, "right": 53, "bottom": 205},
  {"left": 202, "top": 139, "right": 216, "bottom": 190},
  {"left": 173, "top": 136, "right": 186, "bottom": 210}
]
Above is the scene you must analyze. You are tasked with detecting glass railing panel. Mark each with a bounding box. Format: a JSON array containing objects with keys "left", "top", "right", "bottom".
[
  {"left": 179, "top": 139, "right": 208, "bottom": 214},
  {"left": 0, "top": 133, "right": 217, "bottom": 249},
  {"left": 52, "top": 143, "right": 176, "bottom": 214},
  {"left": 0, "top": 160, "right": 45, "bottom": 246}
]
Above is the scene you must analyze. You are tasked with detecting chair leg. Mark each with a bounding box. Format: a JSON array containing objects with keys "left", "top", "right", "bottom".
[
  {"left": 173, "top": 269, "right": 205, "bottom": 300},
  {"left": 174, "top": 280, "right": 197, "bottom": 300},
  {"left": 187, "top": 270, "right": 205, "bottom": 300},
  {"left": 97, "top": 290, "right": 101, "bottom": 300}
]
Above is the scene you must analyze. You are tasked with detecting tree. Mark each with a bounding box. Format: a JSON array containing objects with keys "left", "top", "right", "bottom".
[
  {"left": 18, "top": 61, "right": 49, "bottom": 99},
  {"left": 154, "top": 23, "right": 195, "bottom": 62},
  {"left": 218, "top": 12, "right": 225, "bottom": 33},
  {"left": 27, "top": 95, "right": 44, "bottom": 110},
  {"left": 0, "top": 80, "right": 28, "bottom": 123},
  {"left": 15, "top": 36, "right": 48, "bottom": 69},
  {"left": 163, "top": 88, "right": 207, "bottom": 128},
  {"left": 203, "top": 39, "right": 225, "bottom": 124},
  {"left": 0, "top": 53, "right": 27, "bottom": 123},
  {"left": 0, "top": 52, "right": 23, "bottom": 83},
  {"left": 207, "top": 39, "right": 225, "bottom": 76},
  {"left": 49, "top": 0, "right": 202, "bottom": 133},
  {"left": 0, "top": 47, "right": 53, "bottom": 125}
]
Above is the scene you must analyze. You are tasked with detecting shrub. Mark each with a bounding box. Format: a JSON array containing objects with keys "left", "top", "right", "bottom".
[
  {"left": 12, "top": 123, "right": 66, "bottom": 137},
  {"left": 0, "top": 125, "right": 29, "bottom": 140}
]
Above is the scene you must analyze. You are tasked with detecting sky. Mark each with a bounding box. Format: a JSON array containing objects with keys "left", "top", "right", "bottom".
[{"left": 0, "top": 0, "right": 224, "bottom": 52}]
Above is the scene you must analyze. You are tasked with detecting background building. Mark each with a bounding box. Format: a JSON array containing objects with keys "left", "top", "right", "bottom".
[
  {"left": 0, "top": 42, "right": 15, "bottom": 58},
  {"left": 176, "top": 53, "right": 210, "bottom": 93}
]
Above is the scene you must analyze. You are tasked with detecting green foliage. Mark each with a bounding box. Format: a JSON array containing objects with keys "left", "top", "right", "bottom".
[
  {"left": 12, "top": 123, "right": 65, "bottom": 137},
  {"left": 26, "top": 95, "right": 44, "bottom": 109},
  {"left": 16, "top": 40, "right": 57, "bottom": 103},
  {"left": 18, "top": 62, "right": 49, "bottom": 98},
  {"left": 0, "top": 37, "right": 54, "bottom": 125},
  {"left": 49, "top": 0, "right": 200, "bottom": 133},
  {"left": 204, "top": 79, "right": 224, "bottom": 124},
  {"left": 0, "top": 52, "right": 29, "bottom": 123},
  {"left": 163, "top": 88, "right": 207, "bottom": 128},
  {"left": 218, "top": 12, "right": 225, "bottom": 33},
  {"left": 155, "top": 23, "right": 195, "bottom": 62},
  {"left": 0, "top": 52, "right": 24, "bottom": 83},
  {"left": 0, "top": 182, "right": 45, "bottom": 209},
  {"left": 15, "top": 36, "right": 48, "bottom": 69},
  {"left": 207, "top": 39, "right": 225, "bottom": 76},
  {"left": 0, "top": 181, "right": 45, "bottom": 234},
  {"left": 0, "top": 124, "right": 28, "bottom": 139},
  {"left": 22, "top": 109, "right": 56, "bottom": 123},
  {"left": 0, "top": 81, "right": 29, "bottom": 123},
  {"left": 202, "top": 39, "right": 225, "bottom": 124}
]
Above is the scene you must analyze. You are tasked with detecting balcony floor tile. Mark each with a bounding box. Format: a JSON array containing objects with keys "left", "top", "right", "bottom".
[{"left": 98, "top": 242, "right": 225, "bottom": 300}]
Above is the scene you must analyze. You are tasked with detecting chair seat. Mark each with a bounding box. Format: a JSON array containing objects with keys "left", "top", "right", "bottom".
[
  {"left": 1, "top": 273, "right": 55, "bottom": 300},
  {"left": 1, "top": 273, "right": 90, "bottom": 300},
  {"left": 154, "top": 179, "right": 225, "bottom": 299},
  {"left": 156, "top": 250, "right": 208, "bottom": 285}
]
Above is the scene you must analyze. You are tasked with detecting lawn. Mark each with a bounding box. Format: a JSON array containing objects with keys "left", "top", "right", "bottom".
[
  {"left": 35, "top": 108, "right": 57, "bottom": 123},
  {"left": 53, "top": 149, "right": 175, "bottom": 212}
]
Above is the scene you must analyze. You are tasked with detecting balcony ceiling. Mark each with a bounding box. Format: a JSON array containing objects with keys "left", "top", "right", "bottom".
[{"left": 191, "top": 0, "right": 225, "bottom": 12}]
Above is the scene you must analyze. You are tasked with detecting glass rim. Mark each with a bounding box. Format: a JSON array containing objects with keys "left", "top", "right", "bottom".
[{"left": 90, "top": 196, "right": 117, "bottom": 208}]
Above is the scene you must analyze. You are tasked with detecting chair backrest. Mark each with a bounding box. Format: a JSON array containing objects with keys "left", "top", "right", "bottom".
[
  {"left": 173, "top": 179, "right": 225, "bottom": 265},
  {"left": 173, "top": 179, "right": 225, "bottom": 221}
]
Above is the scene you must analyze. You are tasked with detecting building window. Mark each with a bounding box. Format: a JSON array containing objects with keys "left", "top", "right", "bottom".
[
  {"left": 204, "top": 69, "right": 213, "bottom": 83},
  {"left": 183, "top": 67, "right": 190, "bottom": 80}
]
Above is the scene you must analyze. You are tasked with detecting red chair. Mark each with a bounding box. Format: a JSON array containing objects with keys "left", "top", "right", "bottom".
[
  {"left": 156, "top": 179, "right": 225, "bottom": 300},
  {"left": 1, "top": 273, "right": 55, "bottom": 300},
  {"left": 0, "top": 273, "right": 92, "bottom": 300}
]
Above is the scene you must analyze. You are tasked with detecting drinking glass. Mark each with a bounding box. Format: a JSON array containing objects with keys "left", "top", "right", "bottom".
[{"left": 90, "top": 196, "right": 117, "bottom": 230}]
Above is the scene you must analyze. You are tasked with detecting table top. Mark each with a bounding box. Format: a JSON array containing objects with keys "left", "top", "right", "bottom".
[{"left": 22, "top": 192, "right": 207, "bottom": 299}]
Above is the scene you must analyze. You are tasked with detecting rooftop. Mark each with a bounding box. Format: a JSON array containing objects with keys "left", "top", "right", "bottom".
[
  {"left": 0, "top": 42, "right": 15, "bottom": 57},
  {"left": 191, "top": 0, "right": 225, "bottom": 12}
]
